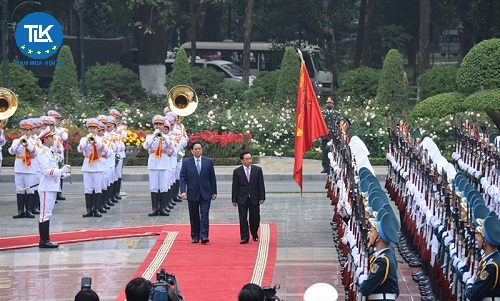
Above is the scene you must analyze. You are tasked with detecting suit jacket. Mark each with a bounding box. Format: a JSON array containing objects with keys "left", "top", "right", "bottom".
[
  {"left": 180, "top": 155, "right": 217, "bottom": 201},
  {"left": 231, "top": 165, "right": 266, "bottom": 206}
]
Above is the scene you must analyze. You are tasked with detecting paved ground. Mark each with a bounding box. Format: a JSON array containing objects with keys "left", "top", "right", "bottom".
[{"left": 0, "top": 157, "right": 420, "bottom": 301}]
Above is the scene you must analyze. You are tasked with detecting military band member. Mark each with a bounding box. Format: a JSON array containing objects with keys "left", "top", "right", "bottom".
[
  {"left": 358, "top": 212, "right": 400, "bottom": 301},
  {"left": 96, "top": 119, "right": 112, "bottom": 214},
  {"left": 462, "top": 214, "right": 500, "bottom": 300},
  {"left": 30, "top": 118, "right": 43, "bottom": 214},
  {"left": 166, "top": 109, "right": 188, "bottom": 203},
  {"left": 48, "top": 110, "right": 68, "bottom": 200},
  {"left": 109, "top": 109, "right": 126, "bottom": 200},
  {"left": 161, "top": 116, "right": 176, "bottom": 213},
  {"left": 143, "top": 115, "right": 175, "bottom": 216},
  {"left": 0, "top": 124, "right": 5, "bottom": 174},
  {"left": 36, "top": 127, "right": 71, "bottom": 248},
  {"left": 8, "top": 119, "right": 38, "bottom": 219},
  {"left": 77, "top": 118, "right": 108, "bottom": 218}
]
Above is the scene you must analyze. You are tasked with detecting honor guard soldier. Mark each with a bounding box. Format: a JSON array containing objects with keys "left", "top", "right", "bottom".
[
  {"left": 104, "top": 115, "right": 121, "bottom": 208},
  {"left": 462, "top": 213, "right": 500, "bottom": 300},
  {"left": 36, "top": 127, "right": 71, "bottom": 248},
  {"left": 29, "top": 118, "right": 43, "bottom": 214},
  {"left": 321, "top": 97, "right": 336, "bottom": 173},
  {"left": 358, "top": 212, "right": 400, "bottom": 300},
  {"left": 109, "top": 108, "right": 126, "bottom": 200},
  {"left": 144, "top": 115, "right": 175, "bottom": 216},
  {"left": 77, "top": 118, "right": 108, "bottom": 217},
  {"left": 0, "top": 122, "right": 5, "bottom": 173},
  {"left": 8, "top": 119, "right": 38, "bottom": 218},
  {"left": 48, "top": 110, "right": 69, "bottom": 200}
]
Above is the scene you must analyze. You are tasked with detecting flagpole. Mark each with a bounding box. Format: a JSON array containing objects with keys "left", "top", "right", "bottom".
[{"left": 297, "top": 49, "right": 304, "bottom": 61}]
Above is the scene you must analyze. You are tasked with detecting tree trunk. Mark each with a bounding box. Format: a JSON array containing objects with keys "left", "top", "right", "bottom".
[
  {"left": 242, "top": 0, "right": 255, "bottom": 86},
  {"left": 188, "top": 0, "right": 205, "bottom": 66},
  {"left": 361, "top": 0, "right": 377, "bottom": 66},
  {"left": 354, "top": 0, "right": 367, "bottom": 68},
  {"left": 135, "top": 4, "right": 169, "bottom": 96},
  {"left": 417, "top": 0, "right": 431, "bottom": 78}
]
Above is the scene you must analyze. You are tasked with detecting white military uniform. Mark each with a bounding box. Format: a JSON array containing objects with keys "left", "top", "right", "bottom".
[
  {"left": 8, "top": 135, "right": 38, "bottom": 193},
  {"left": 0, "top": 129, "right": 5, "bottom": 173},
  {"left": 77, "top": 135, "right": 108, "bottom": 194},
  {"left": 144, "top": 131, "right": 175, "bottom": 192},
  {"left": 37, "top": 145, "right": 65, "bottom": 222}
]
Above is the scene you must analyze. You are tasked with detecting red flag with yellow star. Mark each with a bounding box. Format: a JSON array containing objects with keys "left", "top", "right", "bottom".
[{"left": 293, "top": 59, "right": 329, "bottom": 193}]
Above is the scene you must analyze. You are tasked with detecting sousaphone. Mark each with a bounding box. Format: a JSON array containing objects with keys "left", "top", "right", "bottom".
[
  {"left": 0, "top": 88, "right": 18, "bottom": 128},
  {"left": 167, "top": 85, "right": 198, "bottom": 122}
]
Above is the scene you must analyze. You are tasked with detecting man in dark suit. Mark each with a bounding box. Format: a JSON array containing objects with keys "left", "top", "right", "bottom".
[
  {"left": 232, "top": 151, "right": 266, "bottom": 244},
  {"left": 180, "top": 142, "right": 217, "bottom": 244}
]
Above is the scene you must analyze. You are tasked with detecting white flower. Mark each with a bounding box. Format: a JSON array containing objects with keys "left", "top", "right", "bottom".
[
  {"left": 366, "top": 122, "right": 370, "bottom": 126},
  {"left": 221, "top": 126, "right": 227, "bottom": 130},
  {"left": 213, "top": 94, "right": 218, "bottom": 99}
]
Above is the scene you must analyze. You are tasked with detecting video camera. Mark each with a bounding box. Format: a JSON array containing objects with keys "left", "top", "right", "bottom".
[
  {"left": 149, "top": 268, "right": 184, "bottom": 301},
  {"left": 81, "top": 277, "right": 92, "bottom": 290},
  {"left": 262, "top": 284, "right": 281, "bottom": 301}
]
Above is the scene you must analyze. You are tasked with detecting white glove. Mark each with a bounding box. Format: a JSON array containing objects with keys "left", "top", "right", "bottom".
[
  {"left": 61, "top": 173, "right": 71, "bottom": 179},
  {"left": 61, "top": 165, "right": 70, "bottom": 173},
  {"left": 355, "top": 267, "right": 363, "bottom": 279},
  {"left": 466, "top": 277, "right": 475, "bottom": 285},
  {"left": 457, "top": 259, "right": 466, "bottom": 271},
  {"left": 462, "top": 271, "right": 473, "bottom": 283},
  {"left": 358, "top": 274, "right": 367, "bottom": 285}
]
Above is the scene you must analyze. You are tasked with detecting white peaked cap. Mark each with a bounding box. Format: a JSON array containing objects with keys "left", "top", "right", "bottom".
[{"left": 304, "top": 283, "right": 338, "bottom": 301}]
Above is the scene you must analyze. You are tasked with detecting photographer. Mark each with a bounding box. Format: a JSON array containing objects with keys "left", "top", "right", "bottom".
[
  {"left": 238, "top": 283, "right": 282, "bottom": 301},
  {"left": 74, "top": 289, "right": 99, "bottom": 301},
  {"left": 125, "top": 277, "right": 152, "bottom": 301},
  {"left": 238, "top": 283, "right": 265, "bottom": 301}
]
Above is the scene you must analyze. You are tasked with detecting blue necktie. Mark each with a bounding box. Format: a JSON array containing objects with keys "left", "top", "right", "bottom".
[{"left": 196, "top": 159, "right": 201, "bottom": 175}]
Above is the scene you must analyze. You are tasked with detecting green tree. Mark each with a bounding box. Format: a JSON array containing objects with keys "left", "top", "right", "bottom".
[
  {"left": 409, "top": 92, "right": 465, "bottom": 121},
  {"left": 376, "top": 49, "right": 409, "bottom": 118},
  {"left": 337, "top": 66, "right": 380, "bottom": 106},
  {"left": 0, "top": 63, "right": 42, "bottom": 103},
  {"left": 167, "top": 48, "right": 193, "bottom": 90},
  {"left": 48, "top": 45, "right": 79, "bottom": 106},
  {"left": 417, "top": 65, "right": 458, "bottom": 100},
  {"left": 275, "top": 47, "right": 299, "bottom": 103},
  {"left": 456, "top": 38, "right": 500, "bottom": 129},
  {"left": 86, "top": 63, "right": 146, "bottom": 105}
]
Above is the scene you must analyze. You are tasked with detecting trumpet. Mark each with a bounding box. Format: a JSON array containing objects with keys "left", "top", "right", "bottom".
[
  {"left": 87, "top": 134, "right": 95, "bottom": 143},
  {"left": 155, "top": 132, "right": 163, "bottom": 139},
  {"left": 20, "top": 135, "right": 28, "bottom": 146}
]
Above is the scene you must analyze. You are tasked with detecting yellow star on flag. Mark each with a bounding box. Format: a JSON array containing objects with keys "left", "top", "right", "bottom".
[
  {"left": 37, "top": 51, "right": 41, "bottom": 54},
  {"left": 45, "top": 50, "right": 49, "bottom": 53},
  {"left": 21, "top": 45, "right": 25, "bottom": 49},
  {"left": 28, "top": 49, "right": 33, "bottom": 54},
  {"left": 52, "top": 46, "right": 57, "bottom": 50}
]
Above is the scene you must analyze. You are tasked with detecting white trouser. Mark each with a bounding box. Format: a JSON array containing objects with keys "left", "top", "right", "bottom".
[
  {"left": 149, "top": 170, "right": 170, "bottom": 192},
  {"left": 115, "top": 159, "right": 123, "bottom": 178},
  {"left": 83, "top": 172, "right": 104, "bottom": 194},
  {"left": 39, "top": 191, "right": 56, "bottom": 222},
  {"left": 15, "top": 173, "right": 37, "bottom": 194}
]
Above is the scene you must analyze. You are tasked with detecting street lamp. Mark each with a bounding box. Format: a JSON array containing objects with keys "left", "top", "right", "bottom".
[{"left": 73, "top": 0, "right": 86, "bottom": 95}]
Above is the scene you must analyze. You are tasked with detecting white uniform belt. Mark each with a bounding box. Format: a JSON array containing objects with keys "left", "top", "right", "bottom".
[
  {"left": 368, "top": 293, "right": 396, "bottom": 300},
  {"left": 482, "top": 298, "right": 500, "bottom": 301}
]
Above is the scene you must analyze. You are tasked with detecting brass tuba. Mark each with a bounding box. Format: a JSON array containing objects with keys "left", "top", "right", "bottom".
[
  {"left": 0, "top": 87, "right": 18, "bottom": 128},
  {"left": 167, "top": 85, "right": 198, "bottom": 122}
]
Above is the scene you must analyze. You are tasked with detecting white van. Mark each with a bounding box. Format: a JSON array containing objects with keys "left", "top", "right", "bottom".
[{"left": 165, "top": 58, "right": 256, "bottom": 86}]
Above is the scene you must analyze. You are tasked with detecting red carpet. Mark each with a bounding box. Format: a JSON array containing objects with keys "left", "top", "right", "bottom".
[
  {"left": 115, "top": 223, "right": 278, "bottom": 301},
  {"left": 0, "top": 225, "right": 163, "bottom": 251}
]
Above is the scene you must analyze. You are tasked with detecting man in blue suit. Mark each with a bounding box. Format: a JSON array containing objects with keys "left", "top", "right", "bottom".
[{"left": 180, "top": 142, "right": 217, "bottom": 244}]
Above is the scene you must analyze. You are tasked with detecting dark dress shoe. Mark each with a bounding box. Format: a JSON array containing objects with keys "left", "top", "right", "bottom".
[
  {"left": 240, "top": 239, "right": 249, "bottom": 244},
  {"left": 56, "top": 193, "right": 65, "bottom": 200},
  {"left": 320, "top": 170, "right": 327, "bottom": 173},
  {"left": 252, "top": 236, "right": 259, "bottom": 242},
  {"left": 201, "top": 238, "right": 209, "bottom": 244},
  {"left": 192, "top": 238, "right": 200, "bottom": 243}
]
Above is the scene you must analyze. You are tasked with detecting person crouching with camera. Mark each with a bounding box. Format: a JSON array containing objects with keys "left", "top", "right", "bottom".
[{"left": 36, "top": 127, "right": 71, "bottom": 248}]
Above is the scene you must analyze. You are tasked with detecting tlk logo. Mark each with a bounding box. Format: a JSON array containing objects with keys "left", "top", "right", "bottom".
[{"left": 24, "top": 25, "right": 54, "bottom": 43}]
